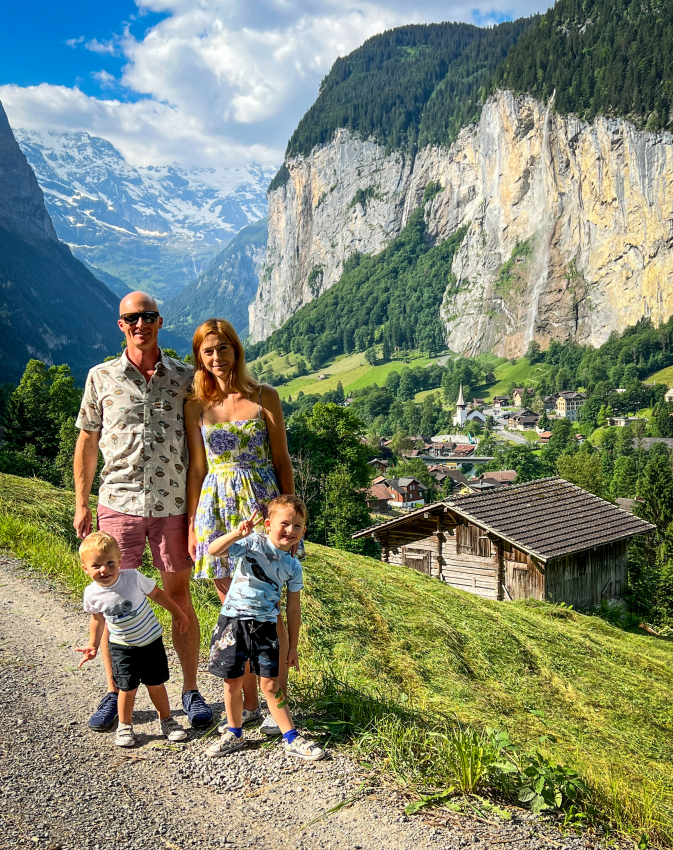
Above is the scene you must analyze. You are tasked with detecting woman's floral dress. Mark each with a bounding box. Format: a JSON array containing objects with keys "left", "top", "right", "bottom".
[{"left": 193, "top": 417, "right": 280, "bottom": 579}]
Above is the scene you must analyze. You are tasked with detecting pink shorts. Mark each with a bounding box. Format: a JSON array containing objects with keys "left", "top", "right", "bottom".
[{"left": 97, "top": 505, "right": 192, "bottom": 573}]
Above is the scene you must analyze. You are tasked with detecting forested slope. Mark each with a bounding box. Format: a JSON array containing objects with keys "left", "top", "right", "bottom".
[
  {"left": 280, "top": 18, "right": 532, "bottom": 164},
  {"left": 492, "top": 0, "right": 673, "bottom": 131},
  {"left": 247, "top": 196, "right": 466, "bottom": 368}
]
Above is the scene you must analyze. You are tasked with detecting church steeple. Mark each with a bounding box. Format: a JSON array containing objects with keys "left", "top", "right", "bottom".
[{"left": 456, "top": 384, "right": 466, "bottom": 408}]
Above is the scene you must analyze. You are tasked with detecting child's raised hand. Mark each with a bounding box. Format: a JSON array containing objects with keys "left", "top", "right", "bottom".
[
  {"left": 174, "top": 608, "right": 189, "bottom": 634},
  {"left": 237, "top": 509, "right": 260, "bottom": 538},
  {"left": 75, "top": 645, "right": 98, "bottom": 668}
]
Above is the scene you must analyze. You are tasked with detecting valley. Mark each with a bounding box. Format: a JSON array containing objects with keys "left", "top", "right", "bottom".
[{"left": 16, "top": 128, "right": 275, "bottom": 301}]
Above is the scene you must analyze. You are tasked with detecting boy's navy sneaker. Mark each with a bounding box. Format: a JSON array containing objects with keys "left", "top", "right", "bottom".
[
  {"left": 182, "top": 690, "right": 212, "bottom": 728},
  {"left": 88, "top": 692, "right": 118, "bottom": 731}
]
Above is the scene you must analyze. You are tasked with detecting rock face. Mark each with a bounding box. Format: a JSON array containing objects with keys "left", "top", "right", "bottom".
[
  {"left": 0, "top": 107, "right": 57, "bottom": 242},
  {"left": 0, "top": 102, "right": 120, "bottom": 382},
  {"left": 250, "top": 91, "right": 673, "bottom": 355}
]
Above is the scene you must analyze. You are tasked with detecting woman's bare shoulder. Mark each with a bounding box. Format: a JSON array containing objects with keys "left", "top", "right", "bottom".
[
  {"left": 259, "top": 383, "right": 280, "bottom": 400},
  {"left": 184, "top": 397, "right": 203, "bottom": 419}
]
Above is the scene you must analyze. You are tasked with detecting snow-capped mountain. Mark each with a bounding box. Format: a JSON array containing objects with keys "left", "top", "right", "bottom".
[{"left": 14, "top": 128, "right": 276, "bottom": 300}]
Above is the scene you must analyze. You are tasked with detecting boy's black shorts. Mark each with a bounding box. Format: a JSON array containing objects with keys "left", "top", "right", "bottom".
[
  {"left": 208, "top": 615, "right": 279, "bottom": 679},
  {"left": 109, "top": 637, "right": 170, "bottom": 692}
]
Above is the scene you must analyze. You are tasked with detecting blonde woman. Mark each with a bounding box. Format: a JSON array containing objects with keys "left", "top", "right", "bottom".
[{"left": 185, "top": 319, "right": 294, "bottom": 735}]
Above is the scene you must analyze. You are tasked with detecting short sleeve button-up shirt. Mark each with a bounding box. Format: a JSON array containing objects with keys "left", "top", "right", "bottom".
[{"left": 76, "top": 350, "right": 193, "bottom": 517}]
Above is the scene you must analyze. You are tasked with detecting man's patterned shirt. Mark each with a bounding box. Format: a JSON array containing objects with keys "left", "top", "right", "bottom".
[{"left": 76, "top": 350, "right": 193, "bottom": 517}]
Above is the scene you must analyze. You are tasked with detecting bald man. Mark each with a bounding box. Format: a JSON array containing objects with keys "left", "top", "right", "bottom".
[{"left": 74, "top": 292, "right": 212, "bottom": 732}]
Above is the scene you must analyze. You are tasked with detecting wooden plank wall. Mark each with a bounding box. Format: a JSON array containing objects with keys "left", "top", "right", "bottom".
[
  {"left": 545, "top": 541, "right": 628, "bottom": 608},
  {"left": 388, "top": 527, "right": 498, "bottom": 600},
  {"left": 384, "top": 523, "right": 630, "bottom": 607},
  {"left": 501, "top": 541, "right": 545, "bottom": 601}
]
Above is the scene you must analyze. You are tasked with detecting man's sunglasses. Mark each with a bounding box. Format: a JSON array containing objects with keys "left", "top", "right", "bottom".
[{"left": 121, "top": 311, "right": 160, "bottom": 325}]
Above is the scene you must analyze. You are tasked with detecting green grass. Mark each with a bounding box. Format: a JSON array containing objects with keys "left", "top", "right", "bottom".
[
  {"left": 2, "top": 473, "right": 673, "bottom": 842},
  {"left": 515, "top": 429, "right": 541, "bottom": 443},
  {"left": 646, "top": 365, "right": 673, "bottom": 386},
  {"left": 254, "top": 350, "right": 447, "bottom": 399},
  {"left": 474, "top": 359, "right": 552, "bottom": 402},
  {"left": 256, "top": 349, "right": 552, "bottom": 406}
]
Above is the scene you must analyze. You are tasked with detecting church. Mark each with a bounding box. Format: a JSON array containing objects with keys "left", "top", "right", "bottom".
[{"left": 452, "top": 385, "right": 487, "bottom": 428}]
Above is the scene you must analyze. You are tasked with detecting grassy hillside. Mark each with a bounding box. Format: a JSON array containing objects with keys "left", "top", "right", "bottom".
[
  {"left": 647, "top": 364, "right": 673, "bottom": 386},
  {"left": 257, "top": 347, "right": 551, "bottom": 405},
  {"left": 1, "top": 473, "right": 672, "bottom": 840},
  {"left": 474, "top": 357, "right": 552, "bottom": 401},
  {"left": 255, "top": 349, "right": 446, "bottom": 399}
]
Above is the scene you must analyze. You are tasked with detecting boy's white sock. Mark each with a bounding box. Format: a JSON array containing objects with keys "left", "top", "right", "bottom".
[{"left": 117, "top": 722, "right": 132, "bottom": 729}]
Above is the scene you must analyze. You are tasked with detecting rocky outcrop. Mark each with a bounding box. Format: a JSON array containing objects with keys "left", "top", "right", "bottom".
[
  {"left": 0, "top": 104, "right": 57, "bottom": 243},
  {"left": 0, "top": 101, "right": 120, "bottom": 381},
  {"left": 251, "top": 91, "right": 673, "bottom": 355}
]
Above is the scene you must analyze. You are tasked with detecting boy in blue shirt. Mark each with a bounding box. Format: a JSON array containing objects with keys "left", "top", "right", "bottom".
[{"left": 205, "top": 494, "right": 325, "bottom": 761}]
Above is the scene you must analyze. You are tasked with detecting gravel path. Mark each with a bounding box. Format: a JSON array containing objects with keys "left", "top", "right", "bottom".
[{"left": 0, "top": 555, "right": 618, "bottom": 850}]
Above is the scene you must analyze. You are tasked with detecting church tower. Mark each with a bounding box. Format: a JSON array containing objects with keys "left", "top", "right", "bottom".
[{"left": 452, "top": 384, "right": 467, "bottom": 427}]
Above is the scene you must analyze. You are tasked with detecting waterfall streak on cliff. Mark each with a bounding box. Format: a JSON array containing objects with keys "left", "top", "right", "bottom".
[
  {"left": 257, "top": 91, "right": 673, "bottom": 354},
  {"left": 524, "top": 92, "right": 555, "bottom": 346}
]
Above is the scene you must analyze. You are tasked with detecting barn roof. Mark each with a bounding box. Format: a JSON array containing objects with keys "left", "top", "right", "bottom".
[{"left": 353, "top": 477, "right": 655, "bottom": 562}]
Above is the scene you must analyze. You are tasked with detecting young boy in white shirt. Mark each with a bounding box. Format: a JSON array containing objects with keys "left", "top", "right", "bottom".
[
  {"left": 205, "top": 494, "right": 325, "bottom": 761},
  {"left": 77, "top": 531, "right": 190, "bottom": 748}
]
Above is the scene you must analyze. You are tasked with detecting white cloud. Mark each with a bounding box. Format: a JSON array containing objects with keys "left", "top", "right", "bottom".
[
  {"left": 90, "top": 70, "right": 117, "bottom": 89},
  {"left": 2, "top": 0, "right": 552, "bottom": 168},
  {"left": 85, "top": 37, "right": 122, "bottom": 56}
]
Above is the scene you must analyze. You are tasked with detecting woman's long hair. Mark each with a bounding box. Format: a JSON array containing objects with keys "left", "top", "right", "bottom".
[{"left": 191, "top": 319, "right": 259, "bottom": 404}]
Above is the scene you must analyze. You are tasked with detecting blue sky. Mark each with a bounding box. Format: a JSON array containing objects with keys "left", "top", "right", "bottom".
[
  {"left": 0, "top": 2, "right": 167, "bottom": 97},
  {"left": 0, "top": 1, "right": 551, "bottom": 168}
]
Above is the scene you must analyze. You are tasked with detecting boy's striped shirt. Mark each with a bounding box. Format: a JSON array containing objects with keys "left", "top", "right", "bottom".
[
  {"left": 83, "top": 569, "right": 164, "bottom": 647},
  {"left": 106, "top": 597, "right": 163, "bottom": 647}
]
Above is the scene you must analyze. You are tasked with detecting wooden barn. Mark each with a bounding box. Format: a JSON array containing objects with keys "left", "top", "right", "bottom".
[{"left": 352, "top": 477, "right": 655, "bottom": 607}]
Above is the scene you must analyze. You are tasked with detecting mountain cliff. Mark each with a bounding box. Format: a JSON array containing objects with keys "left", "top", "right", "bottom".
[
  {"left": 15, "top": 129, "right": 275, "bottom": 300},
  {"left": 0, "top": 103, "right": 120, "bottom": 382},
  {"left": 162, "top": 217, "right": 268, "bottom": 349},
  {"left": 250, "top": 3, "right": 673, "bottom": 356}
]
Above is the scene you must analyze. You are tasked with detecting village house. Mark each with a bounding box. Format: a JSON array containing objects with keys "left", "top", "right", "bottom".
[
  {"left": 512, "top": 388, "right": 533, "bottom": 407},
  {"left": 384, "top": 477, "right": 427, "bottom": 507},
  {"left": 368, "top": 475, "right": 427, "bottom": 509},
  {"left": 556, "top": 391, "right": 586, "bottom": 421},
  {"left": 606, "top": 416, "right": 639, "bottom": 427},
  {"left": 509, "top": 410, "right": 540, "bottom": 430},
  {"left": 543, "top": 395, "right": 557, "bottom": 413},
  {"left": 493, "top": 396, "right": 510, "bottom": 410},
  {"left": 367, "top": 458, "right": 388, "bottom": 475},
  {"left": 353, "top": 477, "right": 654, "bottom": 607},
  {"left": 367, "top": 480, "right": 393, "bottom": 512},
  {"left": 428, "top": 441, "right": 455, "bottom": 459},
  {"left": 451, "top": 443, "right": 476, "bottom": 458},
  {"left": 538, "top": 430, "right": 552, "bottom": 444},
  {"left": 401, "top": 448, "right": 425, "bottom": 459},
  {"left": 478, "top": 470, "right": 516, "bottom": 485}
]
